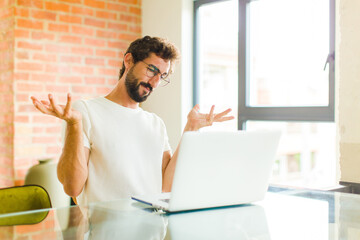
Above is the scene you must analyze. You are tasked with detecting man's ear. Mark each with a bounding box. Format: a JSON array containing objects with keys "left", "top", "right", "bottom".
[{"left": 124, "top": 53, "right": 134, "bottom": 70}]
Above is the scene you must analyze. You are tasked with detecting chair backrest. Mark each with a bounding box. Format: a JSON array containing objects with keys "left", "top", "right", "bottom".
[{"left": 0, "top": 185, "right": 52, "bottom": 225}]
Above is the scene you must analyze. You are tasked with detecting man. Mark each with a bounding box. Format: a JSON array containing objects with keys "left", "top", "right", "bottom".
[{"left": 31, "top": 36, "right": 234, "bottom": 205}]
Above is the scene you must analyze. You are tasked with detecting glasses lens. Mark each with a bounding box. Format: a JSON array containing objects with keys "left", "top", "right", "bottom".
[{"left": 146, "top": 67, "right": 157, "bottom": 78}]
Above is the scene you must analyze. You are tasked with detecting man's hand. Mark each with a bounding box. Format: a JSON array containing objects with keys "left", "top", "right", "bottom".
[
  {"left": 31, "top": 93, "right": 81, "bottom": 125},
  {"left": 184, "top": 104, "right": 235, "bottom": 132}
]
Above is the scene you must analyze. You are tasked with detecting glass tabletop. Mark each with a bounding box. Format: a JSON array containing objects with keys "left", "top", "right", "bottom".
[{"left": 1, "top": 188, "right": 360, "bottom": 240}]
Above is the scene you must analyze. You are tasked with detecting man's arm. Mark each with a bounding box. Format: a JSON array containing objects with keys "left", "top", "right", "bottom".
[
  {"left": 31, "top": 93, "right": 89, "bottom": 197},
  {"left": 57, "top": 122, "right": 90, "bottom": 197},
  {"left": 162, "top": 105, "right": 234, "bottom": 192}
]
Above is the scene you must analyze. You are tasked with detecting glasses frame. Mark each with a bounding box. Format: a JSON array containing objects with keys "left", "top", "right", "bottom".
[{"left": 141, "top": 61, "right": 170, "bottom": 87}]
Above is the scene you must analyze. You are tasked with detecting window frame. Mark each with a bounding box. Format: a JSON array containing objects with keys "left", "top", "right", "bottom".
[{"left": 193, "top": 0, "right": 335, "bottom": 129}]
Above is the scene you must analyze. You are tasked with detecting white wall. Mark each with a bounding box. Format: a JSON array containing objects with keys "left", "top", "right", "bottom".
[
  {"left": 142, "top": 0, "right": 193, "bottom": 150},
  {"left": 337, "top": 0, "right": 360, "bottom": 183}
]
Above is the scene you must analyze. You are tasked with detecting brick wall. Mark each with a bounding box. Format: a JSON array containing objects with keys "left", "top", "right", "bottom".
[
  {"left": 0, "top": 0, "right": 141, "bottom": 187},
  {"left": 0, "top": 0, "right": 15, "bottom": 187}
]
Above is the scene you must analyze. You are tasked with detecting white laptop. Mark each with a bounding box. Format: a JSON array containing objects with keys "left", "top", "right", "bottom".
[{"left": 132, "top": 130, "right": 281, "bottom": 212}]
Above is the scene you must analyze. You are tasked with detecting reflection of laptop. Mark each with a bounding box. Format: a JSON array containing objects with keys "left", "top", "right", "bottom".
[
  {"left": 132, "top": 130, "right": 281, "bottom": 212},
  {"left": 168, "top": 205, "right": 270, "bottom": 240}
]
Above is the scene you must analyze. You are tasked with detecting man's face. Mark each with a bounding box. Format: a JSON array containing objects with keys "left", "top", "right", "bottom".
[{"left": 125, "top": 53, "right": 171, "bottom": 103}]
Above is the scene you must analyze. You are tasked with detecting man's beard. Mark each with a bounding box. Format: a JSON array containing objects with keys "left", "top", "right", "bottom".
[{"left": 125, "top": 67, "right": 153, "bottom": 103}]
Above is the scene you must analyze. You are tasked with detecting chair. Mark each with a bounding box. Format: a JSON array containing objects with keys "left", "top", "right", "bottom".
[{"left": 0, "top": 185, "right": 52, "bottom": 226}]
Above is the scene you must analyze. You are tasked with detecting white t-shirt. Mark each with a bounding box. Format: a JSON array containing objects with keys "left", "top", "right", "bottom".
[{"left": 67, "top": 97, "right": 171, "bottom": 205}]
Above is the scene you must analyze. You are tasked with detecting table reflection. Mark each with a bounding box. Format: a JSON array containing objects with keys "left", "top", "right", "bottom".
[{"left": 2, "top": 190, "right": 360, "bottom": 240}]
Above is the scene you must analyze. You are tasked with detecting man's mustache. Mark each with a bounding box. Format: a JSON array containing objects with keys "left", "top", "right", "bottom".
[{"left": 139, "top": 82, "right": 153, "bottom": 92}]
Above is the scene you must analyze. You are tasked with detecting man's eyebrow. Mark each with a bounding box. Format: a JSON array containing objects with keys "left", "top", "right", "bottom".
[{"left": 147, "top": 64, "right": 160, "bottom": 73}]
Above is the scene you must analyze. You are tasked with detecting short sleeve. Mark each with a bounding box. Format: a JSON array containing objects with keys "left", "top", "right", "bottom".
[{"left": 61, "top": 100, "right": 91, "bottom": 149}]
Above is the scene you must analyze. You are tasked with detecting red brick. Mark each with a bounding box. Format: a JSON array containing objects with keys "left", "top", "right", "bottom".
[
  {"left": 45, "top": 84, "right": 70, "bottom": 93},
  {"left": 45, "top": 44, "right": 70, "bottom": 53},
  {"left": 121, "top": 0, "right": 138, "bottom": 4},
  {"left": 71, "top": 25, "right": 94, "bottom": 36},
  {"left": 45, "top": 2, "right": 70, "bottom": 13},
  {"left": 120, "top": 14, "right": 140, "bottom": 24},
  {"left": 85, "top": 76, "right": 105, "bottom": 84},
  {"left": 45, "top": 64, "right": 71, "bottom": 73},
  {"left": 84, "top": 37, "right": 105, "bottom": 47},
  {"left": 17, "top": 19, "right": 43, "bottom": 30},
  {"left": 108, "top": 41, "right": 128, "bottom": 49},
  {"left": 0, "top": 7, "right": 14, "bottom": 18},
  {"left": 16, "top": 93, "right": 30, "bottom": 101},
  {"left": 71, "top": 6, "right": 93, "bottom": 16},
  {"left": 60, "top": 55, "right": 81, "bottom": 63},
  {"left": 72, "top": 66, "right": 93, "bottom": 75},
  {"left": 72, "top": 85, "right": 94, "bottom": 93},
  {"left": 46, "top": 146, "right": 61, "bottom": 154},
  {"left": 85, "top": 57, "right": 104, "bottom": 66},
  {"left": 84, "top": 17, "right": 105, "bottom": 28},
  {"left": 107, "top": 3, "right": 127, "bottom": 12},
  {"left": 98, "top": 68, "right": 117, "bottom": 76},
  {"left": 96, "top": 10, "right": 117, "bottom": 20},
  {"left": 16, "top": 62, "right": 43, "bottom": 71},
  {"left": 129, "top": 6, "right": 141, "bottom": 15},
  {"left": 0, "top": 167, "right": 13, "bottom": 177},
  {"left": 14, "top": 29, "right": 30, "bottom": 38},
  {"left": 16, "top": 82, "right": 43, "bottom": 91},
  {"left": 96, "top": 49, "right": 116, "bottom": 58},
  {"left": 59, "top": 76, "right": 82, "bottom": 84},
  {"left": 59, "top": 14, "right": 82, "bottom": 24},
  {"left": 96, "top": 87, "right": 111, "bottom": 95},
  {"left": 60, "top": 35, "right": 82, "bottom": 44},
  {"left": 17, "top": 41, "right": 43, "bottom": 50},
  {"left": 14, "top": 72, "right": 29, "bottom": 81},
  {"left": 15, "top": 7, "right": 30, "bottom": 17},
  {"left": 84, "top": 0, "right": 105, "bottom": 9},
  {"left": 129, "top": 25, "right": 141, "bottom": 34},
  {"left": 0, "top": 93, "right": 13, "bottom": 102},
  {"left": 107, "top": 22, "right": 127, "bottom": 31},
  {"left": 33, "top": 53, "right": 57, "bottom": 62},
  {"left": 71, "top": 46, "right": 93, "bottom": 56},
  {"left": 45, "top": 126, "right": 61, "bottom": 133},
  {"left": 14, "top": 179, "right": 25, "bottom": 186},
  {"left": 32, "top": 32, "right": 55, "bottom": 40},
  {"left": 17, "top": 0, "right": 43, "bottom": 9},
  {"left": 0, "top": 156, "right": 12, "bottom": 166},
  {"left": 118, "top": 33, "right": 138, "bottom": 41},
  {"left": 48, "top": 23, "right": 69, "bottom": 32},
  {"left": 32, "top": 136, "right": 59, "bottom": 143},
  {"left": 30, "top": 73, "right": 56, "bottom": 82},
  {"left": 15, "top": 115, "right": 29, "bottom": 123},
  {"left": 16, "top": 51, "right": 30, "bottom": 60},
  {"left": 96, "top": 29, "right": 117, "bottom": 39},
  {"left": 60, "top": 0, "right": 82, "bottom": 3},
  {"left": 31, "top": 9, "right": 57, "bottom": 21},
  {"left": 18, "top": 104, "right": 38, "bottom": 112},
  {"left": 108, "top": 59, "right": 121, "bottom": 67}
]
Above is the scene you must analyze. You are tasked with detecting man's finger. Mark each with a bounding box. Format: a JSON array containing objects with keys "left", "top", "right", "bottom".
[
  {"left": 215, "top": 116, "right": 235, "bottom": 122},
  {"left": 48, "top": 94, "right": 63, "bottom": 116},
  {"left": 63, "top": 93, "right": 72, "bottom": 117},
  {"left": 32, "top": 98, "right": 54, "bottom": 116},
  {"left": 215, "top": 108, "right": 232, "bottom": 119}
]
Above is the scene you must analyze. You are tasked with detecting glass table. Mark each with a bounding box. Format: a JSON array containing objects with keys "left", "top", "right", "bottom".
[{"left": 0, "top": 188, "right": 359, "bottom": 239}]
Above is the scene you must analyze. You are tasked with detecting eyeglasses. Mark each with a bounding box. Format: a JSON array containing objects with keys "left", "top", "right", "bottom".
[{"left": 141, "top": 61, "right": 170, "bottom": 87}]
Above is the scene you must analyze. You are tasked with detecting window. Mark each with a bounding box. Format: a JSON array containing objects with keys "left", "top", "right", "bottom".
[{"left": 194, "top": 0, "right": 336, "bottom": 188}]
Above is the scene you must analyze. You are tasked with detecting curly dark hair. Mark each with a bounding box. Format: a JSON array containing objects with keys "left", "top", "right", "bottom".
[{"left": 119, "top": 36, "right": 180, "bottom": 80}]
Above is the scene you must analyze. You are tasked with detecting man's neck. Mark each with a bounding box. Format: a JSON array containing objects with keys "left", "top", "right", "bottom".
[{"left": 105, "top": 80, "right": 139, "bottom": 109}]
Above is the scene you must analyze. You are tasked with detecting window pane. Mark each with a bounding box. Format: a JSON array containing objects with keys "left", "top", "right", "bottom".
[
  {"left": 248, "top": 0, "right": 330, "bottom": 107},
  {"left": 246, "top": 121, "right": 336, "bottom": 189},
  {"left": 198, "top": 0, "right": 238, "bottom": 131}
]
